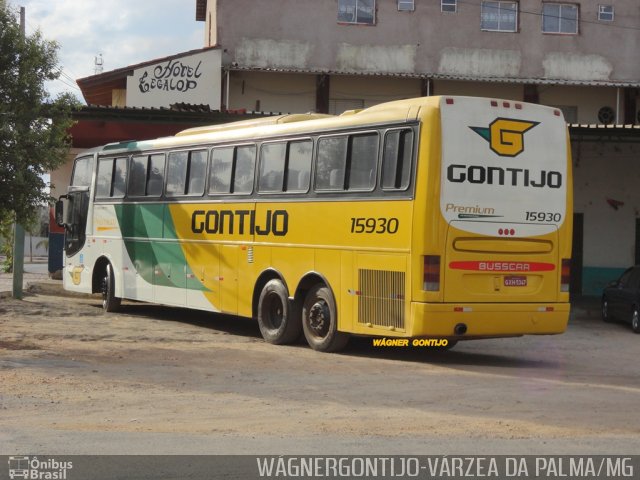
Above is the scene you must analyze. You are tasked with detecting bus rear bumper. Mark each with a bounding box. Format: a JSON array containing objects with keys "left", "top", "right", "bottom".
[{"left": 409, "top": 302, "right": 570, "bottom": 338}]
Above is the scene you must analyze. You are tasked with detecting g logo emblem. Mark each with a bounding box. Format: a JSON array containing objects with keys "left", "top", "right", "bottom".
[{"left": 470, "top": 118, "right": 539, "bottom": 157}]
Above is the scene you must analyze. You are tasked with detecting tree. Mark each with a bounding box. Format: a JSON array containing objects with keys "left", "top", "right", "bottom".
[{"left": 0, "top": 4, "right": 78, "bottom": 228}]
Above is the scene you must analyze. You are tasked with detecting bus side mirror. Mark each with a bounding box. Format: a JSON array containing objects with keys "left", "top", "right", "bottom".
[{"left": 55, "top": 197, "right": 69, "bottom": 227}]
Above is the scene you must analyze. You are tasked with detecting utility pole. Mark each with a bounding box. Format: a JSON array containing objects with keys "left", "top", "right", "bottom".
[{"left": 12, "top": 5, "right": 26, "bottom": 300}]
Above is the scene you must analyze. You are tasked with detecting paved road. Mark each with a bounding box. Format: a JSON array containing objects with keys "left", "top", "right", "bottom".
[{"left": 0, "top": 290, "right": 638, "bottom": 456}]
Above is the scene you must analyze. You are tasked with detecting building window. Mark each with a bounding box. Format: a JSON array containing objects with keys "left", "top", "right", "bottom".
[
  {"left": 481, "top": 1, "right": 518, "bottom": 32},
  {"left": 338, "top": 0, "right": 375, "bottom": 25},
  {"left": 398, "top": 0, "right": 414, "bottom": 12},
  {"left": 442, "top": 0, "right": 457, "bottom": 13},
  {"left": 542, "top": 3, "right": 578, "bottom": 34},
  {"left": 598, "top": 5, "right": 614, "bottom": 21}
]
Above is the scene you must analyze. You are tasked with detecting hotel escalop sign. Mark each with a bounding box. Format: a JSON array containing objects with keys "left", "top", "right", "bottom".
[{"left": 126, "top": 49, "right": 222, "bottom": 109}]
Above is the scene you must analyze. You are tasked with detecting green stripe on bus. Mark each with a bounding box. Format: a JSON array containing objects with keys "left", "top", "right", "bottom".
[{"left": 115, "top": 204, "right": 207, "bottom": 292}]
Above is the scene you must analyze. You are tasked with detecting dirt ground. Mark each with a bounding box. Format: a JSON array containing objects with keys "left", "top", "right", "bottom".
[{"left": 1, "top": 284, "right": 639, "bottom": 455}]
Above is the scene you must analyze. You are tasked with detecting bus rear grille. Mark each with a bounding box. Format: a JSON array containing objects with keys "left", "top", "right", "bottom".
[{"left": 358, "top": 269, "right": 405, "bottom": 330}]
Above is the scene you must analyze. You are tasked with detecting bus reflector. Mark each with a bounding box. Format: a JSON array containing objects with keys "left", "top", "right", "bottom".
[
  {"left": 561, "top": 259, "right": 571, "bottom": 292},
  {"left": 423, "top": 255, "right": 440, "bottom": 291}
]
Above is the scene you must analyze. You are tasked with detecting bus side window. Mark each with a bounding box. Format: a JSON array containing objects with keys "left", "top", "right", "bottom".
[
  {"left": 129, "top": 154, "right": 165, "bottom": 197},
  {"left": 71, "top": 156, "right": 92, "bottom": 187},
  {"left": 316, "top": 136, "right": 347, "bottom": 190},
  {"left": 233, "top": 145, "right": 256, "bottom": 194},
  {"left": 209, "top": 147, "right": 234, "bottom": 194},
  {"left": 147, "top": 154, "right": 165, "bottom": 196},
  {"left": 286, "top": 140, "right": 312, "bottom": 193},
  {"left": 166, "top": 151, "right": 189, "bottom": 196},
  {"left": 96, "top": 158, "right": 114, "bottom": 198},
  {"left": 112, "top": 157, "right": 128, "bottom": 197},
  {"left": 347, "top": 133, "right": 378, "bottom": 191},
  {"left": 382, "top": 129, "right": 413, "bottom": 191},
  {"left": 166, "top": 150, "right": 207, "bottom": 196},
  {"left": 96, "top": 157, "right": 128, "bottom": 198},
  {"left": 259, "top": 142, "right": 286, "bottom": 193},
  {"left": 188, "top": 150, "right": 207, "bottom": 195},
  {"left": 129, "top": 156, "right": 148, "bottom": 196}
]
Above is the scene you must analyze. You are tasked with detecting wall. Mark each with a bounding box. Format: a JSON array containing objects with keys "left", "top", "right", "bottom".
[
  {"left": 212, "top": 0, "right": 640, "bottom": 82},
  {"left": 329, "top": 76, "right": 421, "bottom": 112},
  {"left": 573, "top": 140, "right": 640, "bottom": 294},
  {"left": 539, "top": 86, "right": 619, "bottom": 124},
  {"left": 227, "top": 71, "right": 316, "bottom": 113},
  {"left": 434, "top": 81, "right": 523, "bottom": 101},
  {"left": 50, "top": 150, "right": 81, "bottom": 199}
]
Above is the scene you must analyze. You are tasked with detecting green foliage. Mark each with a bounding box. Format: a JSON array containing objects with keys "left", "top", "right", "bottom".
[
  {"left": 0, "top": 216, "right": 14, "bottom": 273},
  {"left": 0, "top": 5, "right": 79, "bottom": 226}
]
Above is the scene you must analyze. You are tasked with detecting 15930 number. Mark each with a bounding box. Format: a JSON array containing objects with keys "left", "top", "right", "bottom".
[
  {"left": 350, "top": 217, "right": 399, "bottom": 234},
  {"left": 525, "top": 211, "right": 562, "bottom": 222}
]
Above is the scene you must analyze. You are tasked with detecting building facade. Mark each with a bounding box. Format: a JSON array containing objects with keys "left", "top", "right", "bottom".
[{"left": 199, "top": 0, "right": 640, "bottom": 123}]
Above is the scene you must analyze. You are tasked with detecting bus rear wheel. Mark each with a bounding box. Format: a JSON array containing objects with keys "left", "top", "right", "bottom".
[
  {"left": 257, "top": 279, "right": 301, "bottom": 344},
  {"left": 101, "top": 263, "right": 121, "bottom": 312},
  {"left": 302, "top": 284, "right": 349, "bottom": 352}
]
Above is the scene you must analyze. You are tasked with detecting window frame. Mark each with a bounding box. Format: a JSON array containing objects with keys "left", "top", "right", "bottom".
[
  {"left": 381, "top": 128, "right": 414, "bottom": 192},
  {"left": 258, "top": 138, "right": 313, "bottom": 195},
  {"left": 337, "top": 0, "right": 376, "bottom": 25},
  {"left": 441, "top": 0, "right": 457, "bottom": 13},
  {"left": 597, "top": 4, "right": 613, "bottom": 22},
  {"left": 165, "top": 148, "right": 208, "bottom": 197},
  {"left": 207, "top": 144, "right": 257, "bottom": 196},
  {"left": 314, "top": 130, "right": 380, "bottom": 193},
  {"left": 542, "top": 3, "right": 579, "bottom": 34},
  {"left": 397, "top": 0, "right": 414, "bottom": 12},
  {"left": 480, "top": 1, "right": 518, "bottom": 33},
  {"left": 127, "top": 153, "right": 166, "bottom": 198},
  {"left": 95, "top": 156, "right": 128, "bottom": 199}
]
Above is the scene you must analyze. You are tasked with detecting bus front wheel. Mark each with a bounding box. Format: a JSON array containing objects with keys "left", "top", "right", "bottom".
[
  {"left": 101, "top": 263, "right": 121, "bottom": 312},
  {"left": 302, "top": 284, "right": 349, "bottom": 352},
  {"left": 257, "top": 279, "right": 301, "bottom": 344}
]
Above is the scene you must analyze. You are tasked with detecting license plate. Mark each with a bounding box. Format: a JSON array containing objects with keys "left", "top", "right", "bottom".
[{"left": 504, "top": 276, "right": 527, "bottom": 287}]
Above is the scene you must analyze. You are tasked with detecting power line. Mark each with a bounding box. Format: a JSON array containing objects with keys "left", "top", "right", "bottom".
[{"left": 13, "top": 4, "right": 82, "bottom": 94}]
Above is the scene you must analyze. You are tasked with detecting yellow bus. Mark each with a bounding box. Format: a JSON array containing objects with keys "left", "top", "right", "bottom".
[{"left": 56, "top": 96, "right": 572, "bottom": 352}]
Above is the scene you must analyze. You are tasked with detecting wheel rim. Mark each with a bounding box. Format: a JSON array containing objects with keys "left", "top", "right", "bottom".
[
  {"left": 264, "top": 292, "right": 284, "bottom": 330},
  {"left": 101, "top": 272, "right": 109, "bottom": 308},
  {"left": 308, "top": 299, "right": 330, "bottom": 338}
]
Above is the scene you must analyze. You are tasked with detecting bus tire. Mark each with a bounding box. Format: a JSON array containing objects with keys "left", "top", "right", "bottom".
[
  {"left": 257, "top": 279, "right": 301, "bottom": 344},
  {"left": 302, "top": 284, "right": 349, "bottom": 352},
  {"left": 602, "top": 297, "right": 612, "bottom": 322},
  {"left": 632, "top": 307, "right": 640, "bottom": 333},
  {"left": 101, "top": 263, "right": 121, "bottom": 313}
]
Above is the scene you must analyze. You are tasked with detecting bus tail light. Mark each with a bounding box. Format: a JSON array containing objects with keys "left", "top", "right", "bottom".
[
  {"left": 561, "top": 259, "right": 571, "bottom": 292},
  {"left": 423, "top": 255, "right": 441, "bottom": 291}
]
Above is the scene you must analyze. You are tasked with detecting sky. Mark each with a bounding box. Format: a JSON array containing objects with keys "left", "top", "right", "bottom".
[{"left": 7, "top": 0, "right": 204, "bottom": 102}]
